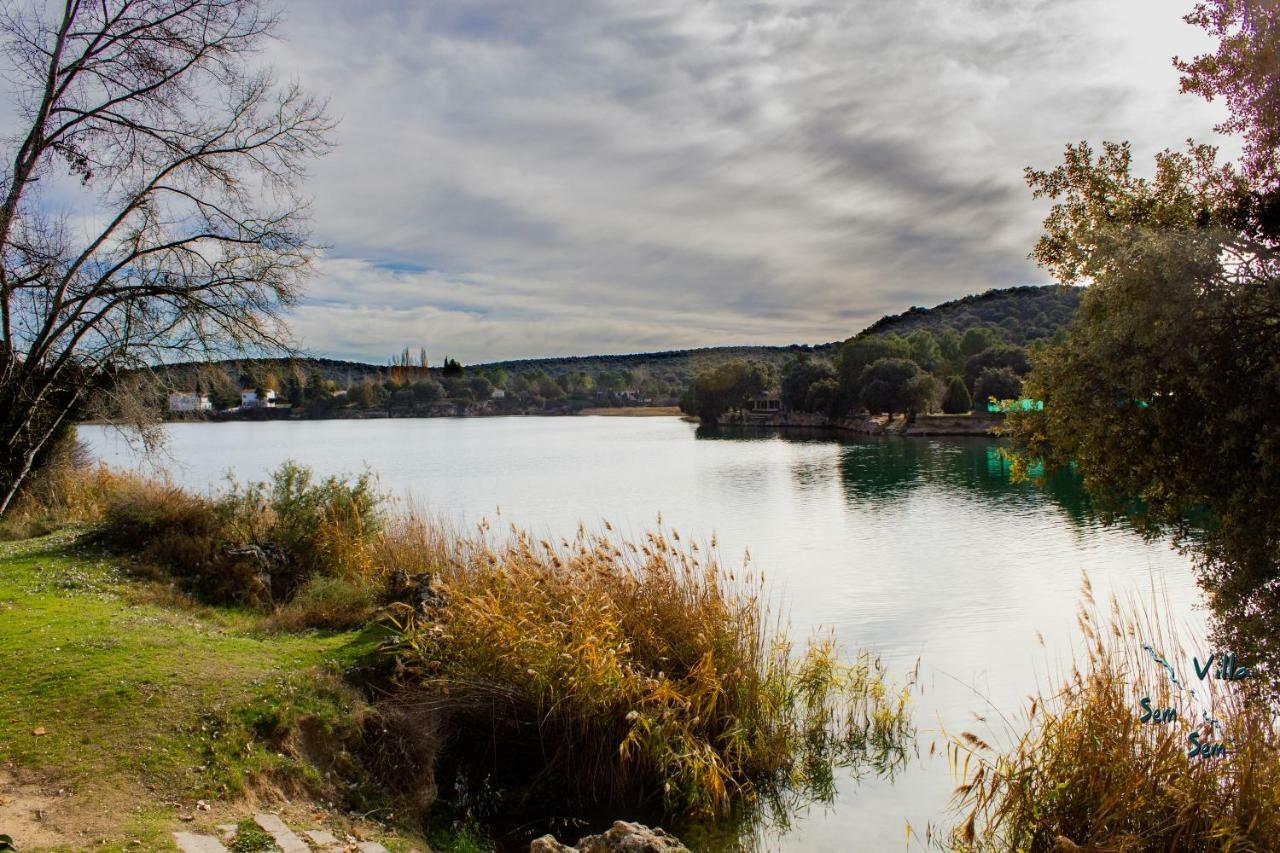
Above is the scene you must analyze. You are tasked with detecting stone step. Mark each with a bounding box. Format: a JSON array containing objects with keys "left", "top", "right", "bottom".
[
  {"left": 355, "top": 843, "right": 391, "bottom": 853},
  {"left": 254, "top": 813, "right": 312, "bottom": 853},
  {"left": 304, "top": 828, "right": 341, "bottom": 848},
  {"left": 173, "top": 832, "right": 229, "bottom": 853}
]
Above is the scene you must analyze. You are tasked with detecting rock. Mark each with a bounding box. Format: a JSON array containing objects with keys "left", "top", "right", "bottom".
[
  {"left": 533, "top": 822, "right": 689, "bottom": 853},
  {"left": 172, "top": 832, "right": 228, "bottom": 853},
  {"left": 305, "top": 828, "right": 340, "bottom": 846}
]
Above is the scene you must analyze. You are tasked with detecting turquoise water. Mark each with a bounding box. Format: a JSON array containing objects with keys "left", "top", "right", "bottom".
[{"left": 81, "top": 417, "right": 1202, "bottom": 850}]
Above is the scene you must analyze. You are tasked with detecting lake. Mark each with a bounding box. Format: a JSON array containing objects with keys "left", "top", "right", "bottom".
[{"left": 80, "top": 416, "right": 1203, "bottom": 850}]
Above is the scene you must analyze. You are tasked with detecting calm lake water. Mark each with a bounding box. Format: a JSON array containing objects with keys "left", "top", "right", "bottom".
[{"left": 81, "top": 416, "right": 1202, "bottom": 850}]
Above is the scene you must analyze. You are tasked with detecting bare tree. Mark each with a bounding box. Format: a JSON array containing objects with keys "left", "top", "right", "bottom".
[{"left": 0, "top": 0, "right": 333, "bottom": 514}]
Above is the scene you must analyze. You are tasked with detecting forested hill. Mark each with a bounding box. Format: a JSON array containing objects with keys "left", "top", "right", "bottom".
[
  {"left": 857, "top": 284, "right": 1083, "bottom": 345},
  {"left": 151, "top": 284, "right": 1081, "bottom": 393}
]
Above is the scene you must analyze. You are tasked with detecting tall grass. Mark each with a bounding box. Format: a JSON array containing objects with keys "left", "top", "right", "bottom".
[
  {"left": 948, "top": 577, "right": 1280, "bottom": 851},
  {"left": 383, "top": 519, "right": 911, "bottom": 822},
  {"left": 10, "top": 460, "right": 912, "bottom": 824}
]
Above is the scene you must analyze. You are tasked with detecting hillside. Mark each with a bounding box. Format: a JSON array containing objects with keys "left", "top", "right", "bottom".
[
  {"left": 857, "top": 284, "right": 1083, "bottom": 344},
  {"left": 148, "top": 284, "right": 1080, "bottom": 396}
]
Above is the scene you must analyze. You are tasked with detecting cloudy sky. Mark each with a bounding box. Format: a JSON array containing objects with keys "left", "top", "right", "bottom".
[{"left": 262, "top": 0, "right": 1228, "bottom": 363}]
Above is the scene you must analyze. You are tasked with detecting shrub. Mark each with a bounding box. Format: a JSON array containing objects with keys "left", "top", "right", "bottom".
[
  {"left": 271, "top": 575, "right": 380, "bottom": 632},
  {"left": 948, "top": 580, "right": 1280, "bottom": 850},
  {"left": 96, "top": 461, "right": 386, "bottom": 608},
  {"left": 383, "top": 520, "right": 910, "bottom": 822}
]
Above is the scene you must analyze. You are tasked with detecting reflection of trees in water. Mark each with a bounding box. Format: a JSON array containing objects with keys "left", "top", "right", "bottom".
[{"left": 696, "top": 427, "right": 1100, "bottom": 530}]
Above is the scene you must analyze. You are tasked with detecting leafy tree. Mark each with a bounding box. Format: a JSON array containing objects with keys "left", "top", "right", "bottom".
[
  {"left": 805, "top": 378, "right": 840, "bottom": 416},
  {"left": 1178, "top": 0, "right": 1280, "bottom": 191},
  {"left": 835, "top": 335, "right": 912, "bottom": 414},
  {"left": 469, "top": 376, "right": 494, "bottom": 401},
  {"left": 412, "top": 379, "right": 444, "bottom": 403},
  {"left": 679, "top": 359, "right": 771, "bottom": 425},
  {"left": 0, "top": 0, "right": 333, "bottom": 514},
  {"left": 942, "top": 376, "right": 972, "bottom": 414},
  {"left": 781, "top": 356, "right": 836, "bottom": 412},
  {"left": 857, "top": 358, "right": 923, "bottom": 418},
  {"left": 937, "top": 329, "right": 964, "bottom": 374},
  {"left": 348, "top": 381, "right": 383, "bottom": 409},
  {"left": 972, "top": 367, "right": 1022, "bottom": 410},
  {"left": 285, "top": 369, "right": 306, "bottom": 407},
  {"left": 906, "top": 330, "right": 944, "bottom": 374},
  {"left": 1007, "top": 137, "right": 1280, "bottom": 675},
  {"left": 442, "top": 357, "right": 464, "bottom": 377},
  {"left": 391, "top": 387, "right": 415, "bottom": 409},
  {"left": 960, "top": 327, "right": 1000, "bottom": 358},
  {"left": 963, "top": 345, "right": 1031, "bottom": 391},
  {"left": 904, "top": 373, "right": 943, "bottom": 418}
]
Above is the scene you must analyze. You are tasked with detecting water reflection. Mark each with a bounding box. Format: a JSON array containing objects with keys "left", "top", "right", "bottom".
[{"left": 698, "top": 427, "right": 1098, "bottom": 528}]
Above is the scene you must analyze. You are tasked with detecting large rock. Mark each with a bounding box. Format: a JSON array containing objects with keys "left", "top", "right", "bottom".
[{"left": 531, "top": 822, "right": 689, "bottom": 853}]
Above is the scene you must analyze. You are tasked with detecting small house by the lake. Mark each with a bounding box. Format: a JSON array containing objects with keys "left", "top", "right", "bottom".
[
  {"left": 167, "top": 392, "right": 212, "bottom": 413},
  {"left": 240, "top": 389, "right": 277, "bottom": 409}
]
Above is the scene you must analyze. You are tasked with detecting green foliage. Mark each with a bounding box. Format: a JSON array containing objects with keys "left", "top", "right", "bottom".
[
  {"left": 942, "top": 376, "right": 972, "bottom": 414},
  {"left": 442, "top": 357, "right": 464, "bottom": 377},
  {"left": 804, "top": 377, "right": 840, "bottom": 416},
  {"left": 972, "top": 367, "right": 1023, "bottom": 410},
  {"left": 959, "top": 326, "right": 999, "bottom": 358},
  {"left": 679, "top": 359, "right": 772, "bottom": 423},
  {"left": 0, "top": 532, "right": 395, "bottom": 848},
  {"left": 906, "top": 329, "right": 944, "bottom": 373},
  {"left": 413, "top": 378, "right": 444, "bottom": 403},
  {"left": 0, "top": 834, "right": 15, "bottom": 852},
  {"left": 1008, "top": 139, "right": 1280, "bottom": 680},
  {"left": 781, "top": 356, "right": 836, "bottom": 412},
  {"left": 860, "top": 286, "right": 1082, "bottom": 346},
  {"left": 856, "top": 357, "right": 924, "bottom": 416},
  {"left": 963, "top": 345, "right": 1030, "bottom": 391}
]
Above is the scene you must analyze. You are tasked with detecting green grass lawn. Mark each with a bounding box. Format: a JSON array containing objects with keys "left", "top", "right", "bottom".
[{"left": 0, "top": 530, "right": 439, "bottom": 852}]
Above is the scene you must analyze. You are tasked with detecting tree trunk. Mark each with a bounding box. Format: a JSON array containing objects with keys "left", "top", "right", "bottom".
[{"left": 0, "top": 381, "right": 82, "bottom": 517}]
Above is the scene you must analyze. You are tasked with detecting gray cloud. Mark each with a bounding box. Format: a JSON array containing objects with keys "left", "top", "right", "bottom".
[{"left": 260, "top": 0, "right": 1231, "bottom": 362}]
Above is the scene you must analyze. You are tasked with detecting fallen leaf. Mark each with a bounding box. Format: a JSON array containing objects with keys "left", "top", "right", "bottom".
[{"left": 31, "top": 726, "right": 46, "bottom": 736}]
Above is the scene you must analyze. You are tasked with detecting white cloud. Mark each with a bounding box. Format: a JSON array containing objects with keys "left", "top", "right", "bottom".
[{"left": 271, "top": 1, "right": 1231, "bottom": 360}]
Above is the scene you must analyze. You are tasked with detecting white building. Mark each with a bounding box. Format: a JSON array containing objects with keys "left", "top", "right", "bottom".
[
  {"left": 167, "top": 392, "right": 212, "bottom": 413},
  {"left": 240, "top": 389, "right": 277, "bottom": 408},
  {"left": 491, "top": 388, "right": 506, "bottom": 399}
]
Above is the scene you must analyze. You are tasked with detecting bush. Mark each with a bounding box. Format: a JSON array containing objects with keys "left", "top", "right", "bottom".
[
  {"left": 383, "top": 521, "right": 910, "bottom": 822},
  {"left": 271, "top": 575, "right": 380, "bottom": 632},
  {"left": 949, "top": 582, "right": 1280, "bottom": 850},
  {"left": 96, "top": 461, "right": 386, "bottom": 608}
]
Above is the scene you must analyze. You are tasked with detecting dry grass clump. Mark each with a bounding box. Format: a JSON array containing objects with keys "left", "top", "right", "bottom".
[
  {"left": 384, "top": 519, "right": 911, "bottom": 821},
  {"left": 948, "top": 578, "right": 1280, "bottom": 851},
  {"left": 0, "top": 443, "right": 131, "bottom": 540}
]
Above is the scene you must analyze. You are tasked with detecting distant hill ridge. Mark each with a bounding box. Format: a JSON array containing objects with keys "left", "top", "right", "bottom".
[{"left": 155, "top": 284, "right": 1081, "bottom": 387}]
